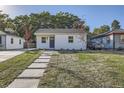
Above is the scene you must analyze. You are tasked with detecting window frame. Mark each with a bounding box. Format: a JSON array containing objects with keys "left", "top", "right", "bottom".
[
  {"left": 106, "top": 36, "right": 110, "bottom": 44},
  {"left": 11, "top": 38, "right": 14, "bottom": 44},
  {"left": 41, "top": 37, "right": 46, "bottom": 43},
  {"left": 120, "top": 35, "right": 124, "bottom": 43},
  {"left": 19, "top": 39, "right": 21, "bottom": 44},
  {"left": 68, "top": 36, "right": 74, "bottom": 43}
]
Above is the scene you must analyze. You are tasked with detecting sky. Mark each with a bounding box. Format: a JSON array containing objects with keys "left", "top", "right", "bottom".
[{"left": 0, "top": 5, "right": 124, "bottom": 32}]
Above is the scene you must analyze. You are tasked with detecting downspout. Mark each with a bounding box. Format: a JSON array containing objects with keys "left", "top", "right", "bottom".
[{"left": 113, "top": 34, "right": 115, "bottom": 50}]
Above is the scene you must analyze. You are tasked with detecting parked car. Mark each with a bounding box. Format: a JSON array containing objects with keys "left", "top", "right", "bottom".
[
  {"left": 88, "top": 42, "right": 104, "bottom": 50},
  {"left": 94, "top": 43, "right": 104, "bottom": 50}
]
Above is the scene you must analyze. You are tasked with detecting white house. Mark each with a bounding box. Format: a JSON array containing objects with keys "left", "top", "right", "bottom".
[
  {"left": 0, "top": 28, "right": 25, "bottom": 50},
  {"left": 91, "top": 29, "right": 124, "bottom": 49},
  {"left": 34, "top": 29, "right": 87, "bottom": 50}
]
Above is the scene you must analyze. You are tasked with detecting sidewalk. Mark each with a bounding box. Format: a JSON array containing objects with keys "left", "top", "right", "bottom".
[{"left": 7, "top": 51, "right": 52, "bottom": 88}]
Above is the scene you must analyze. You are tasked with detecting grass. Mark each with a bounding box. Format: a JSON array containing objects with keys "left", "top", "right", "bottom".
[
  {"left": 0, "top": 50, "right": 41, "bottom": 88},
  {"left": 38, "top": 50, "right": 124, "bottom": 88}
]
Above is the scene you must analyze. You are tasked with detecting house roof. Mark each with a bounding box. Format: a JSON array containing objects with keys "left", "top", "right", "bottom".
[
  {"left": 0, "top": 31, "right": 6, "bottom": 35},
  {"left": 0, "top": 30, "right": 18, "bottom": 36},
  {"left": 35, "top": 29, "right": 86, "bottom": 34},
  {"left": 0, "top": 28, "right": 23, "bottom": 38},
  {"left": 92, "top": 29, "right": 124, "bottom": 39}
]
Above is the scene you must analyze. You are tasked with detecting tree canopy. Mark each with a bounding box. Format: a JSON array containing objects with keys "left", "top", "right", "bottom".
[
  {"left": 0, "top": 11, "right": 89, "bottom": 45},
  {"left": 1, "top": 10, "right": 122, "bottom": 41},
  {"left": 111, "top": 20, "right": 121, "bottom": 30},
  {"left": 92, "top": 25, "right": 110, "bottom": 35},
  {"left": 92, "top": 19, "right": 121, "bottom": 36}
]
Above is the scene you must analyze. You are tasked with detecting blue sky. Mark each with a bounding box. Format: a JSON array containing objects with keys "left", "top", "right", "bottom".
[{"left": 1, "top": 5, "right": 124, "bottom": 31}]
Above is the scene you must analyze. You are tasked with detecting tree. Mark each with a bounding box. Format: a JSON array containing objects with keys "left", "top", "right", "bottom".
[
  {"left": 0, "top": 10, "right": 9, "bottom": 30},
  {"left": 12, "top": 11, "right": 88, "bottom": 44},
  {"left": 5, "top": 18, "right": 16, "bottom": 30},
  {"left": 100, "top": 25, "right": 110, "bottom": 33},
  {"left": 92, "top": 25, "right": 110, "bottom": 35},
  {"left": 111, "top": 20, "right": 120, "bottom": 30},
  {"left": 84, "top": 25, "right": 90, "bottom": 33},
  {"left": 54, "top": 12, "right": 80, "bottom": 28},
  {"left": 92, "top": 28, "right": 101, "bottom": 35},
  {"left": 84, "top": 25, "right": 92, "bottom": 38},
  {"left": 13, "top": 15, "right": 33, "bottom": 48}
]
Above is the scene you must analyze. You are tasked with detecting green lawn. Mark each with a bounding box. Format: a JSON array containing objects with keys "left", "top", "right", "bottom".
[
  {"left": 38, "top": 50, "right": 124, "bottom": 88},
  {"left": 0, "top": 50, "right": 41, "bottom": 88}
]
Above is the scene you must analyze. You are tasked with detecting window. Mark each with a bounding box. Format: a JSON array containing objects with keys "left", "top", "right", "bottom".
[
  {"left": 100, "top": 38, "right": 103, "bottom": 43},
  {"left": 19, "top": 39, "right": 21, "bottom": 44},
  {"left": 0, "top": 36, "right": 1, "bottom": 44},
  {"left": 120, "top": 35, "right": 124, "bottom": 43},
  {"left": 41, "top": 37, "right": 46, "bottom": 43},
  {"left": 106, "top": 37, "right": 110, "bottom": 44},
  {"left": 68, "top": 36, "right": 73, "bottom": 43},
  {"left": 11, "top": 38, "right": 13, "bottom": 44}
]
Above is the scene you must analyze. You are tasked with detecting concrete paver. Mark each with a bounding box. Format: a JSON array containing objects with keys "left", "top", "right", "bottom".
[
  {"left": 7, "top": 79, "right": 40, "bottom": 88},
  {"left": 39, "top": 56, "right": 51, "bottom": 59},
  {"left": 18, "top": 69, "right": 45, "bottom": 78},
  {"left": 34, "top": 59, "right": 50, "bottom": 63},
  {"left": 42, "top": 53, "right": 53, "bottom": 56},
  {"left": 28, "top": 63, "right": 48, "bottom": 69},
  {"left": 7, "top": 51, "right": 54, "bottom": 88},
  {"left": 0, "top": 51, "right": 24, "bottom": 63}
]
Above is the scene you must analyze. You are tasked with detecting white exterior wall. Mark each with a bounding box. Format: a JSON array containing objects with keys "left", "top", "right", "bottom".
[
  {"left": 103, "top": 35, "right": 113, "bottom": 49},
  {"left": 36, "top": 35, "right": 50, "bottom": 49},
  {"left": 92, "top": 34, "right": 124, "bottom": 49},
  {"left": 0, "top": 35, "right": 6, "bottom": 49},
  {"left": 6, "top": 35, "right": 24, "bottom": 49},
  {"left": 115, "top": 34, "right": 124, "bottom": 49},
  {"left": 55, "top": 34, "right": 86, "bottom": 50},
  {"left": 91, "top": 34, "right": 114, "bottom": 49},
  {"left": 36, "top": 33, "right": 87, "bottom": 50}
]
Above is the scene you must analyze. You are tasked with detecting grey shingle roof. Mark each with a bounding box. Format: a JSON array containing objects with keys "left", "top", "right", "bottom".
[
  {"left": 92, "top": 29, "right": 124, "bottom": 39},
  {"left": 35, "top": 29, "right": 85, "bottom": 34},
  {"left": 0, "top": 30, "right": 18, "bottom": 36},
  {"left": 0, "top": 30, "right": 23, "bottom": 39},
  {"left": 0, "top": 31, "right": 6, "bottom": 35}
]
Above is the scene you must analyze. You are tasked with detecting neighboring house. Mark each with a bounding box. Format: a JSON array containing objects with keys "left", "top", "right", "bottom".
[
  {"left": 34, "top": 29, "right": 87, "bottom": 50},
  {"left": 0, "top": 28, "right": 24, "bottom": 50},
  {"left": 91, "top": 29, "right": 124, "bottom": 49}
]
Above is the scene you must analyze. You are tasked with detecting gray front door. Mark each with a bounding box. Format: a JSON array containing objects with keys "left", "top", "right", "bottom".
[{"left": 49, "top": 37, "right": 55, "bottom": 48}]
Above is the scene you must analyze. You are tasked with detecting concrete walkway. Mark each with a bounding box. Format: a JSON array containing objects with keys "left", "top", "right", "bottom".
[
  {"left": 0, "top": 51, "right": 24, "bottom": 63},
  {"left": 7, "top": 51, "right": 53, "bottom": 88}
]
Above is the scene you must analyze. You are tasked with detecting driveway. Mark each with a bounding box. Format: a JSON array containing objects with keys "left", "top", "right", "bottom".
[{"left": 0, "top": 51, "right": 24, "bottom": 63}]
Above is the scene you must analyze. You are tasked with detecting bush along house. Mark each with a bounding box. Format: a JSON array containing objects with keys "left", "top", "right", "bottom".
[{"left": 91, "top": 29, "right": 124, "bottom": 49}]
